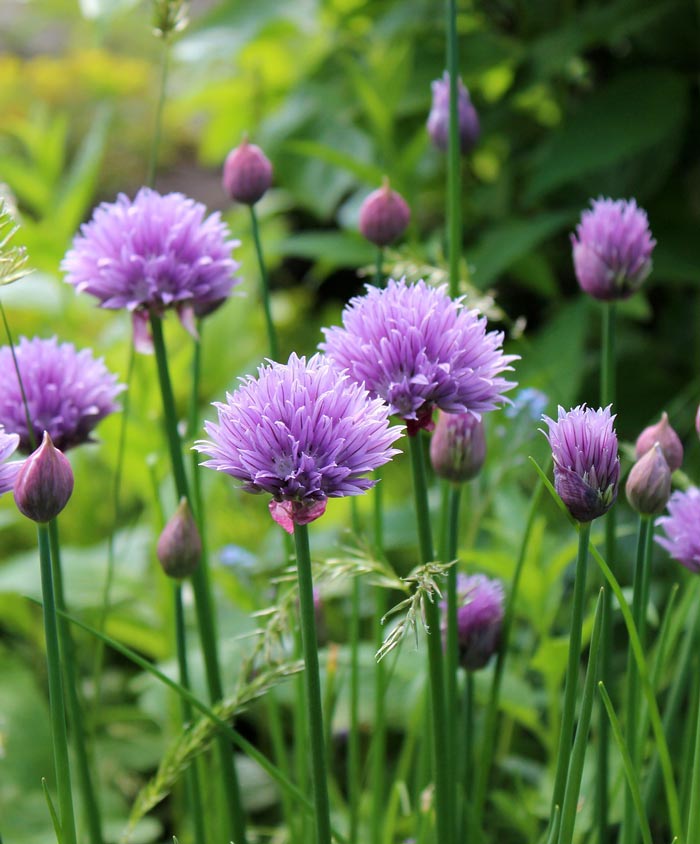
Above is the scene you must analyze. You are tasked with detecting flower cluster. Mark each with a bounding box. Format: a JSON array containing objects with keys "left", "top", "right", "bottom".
[
  {"left": 571, "top": 198, "right": 655, "bottom": 301},
  {"left": 0, "top": 336, "right": 123, "bottom": 453},
  {"left": 321, "top": 278, "right": 517, "bottom": 434},
  {"left": 196, "top": 353, "right": 403, "bottom": 533},
  {"left": 656, "top": 488, "right": 700, "bottom": 574},
  {"left": 542, "top": 405, "right": 620, "bottom": 522},
  {"left": 62, "top": 188, "right": 241, "bottom": 344}
]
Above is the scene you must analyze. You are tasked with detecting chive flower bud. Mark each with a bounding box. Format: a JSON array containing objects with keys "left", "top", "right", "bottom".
[
  {"left": 157, "top": 498, "right": 202, "bottom": 579},
  {"left": 446, "top": 574, "right": 504, "bottom": 671},
  {"left": 656, "top": 487, "right": 700, "bottom": 573},
  {"left": 626, "top": 443, "right": 672, "bottom": 516},
  {"left": 427, "top": 71, "right": 480, "bottom": 154},
  {"left": 358, "top": 179, "right": 410, "bottom": 247},
  {"left": 430, "top": 410, "right": 486, "bottom": 483},
  {"left": 542, "top": 405, "right": 620, "bottom": 523},
  {"left": 222, "top": 137, "right": 273, "bottom": 206},
  {"left": 571, "top": 198, "right": 655, "bottom": 301},
  {"left": 635, "top": 411, "right": 683, "bottom": 472},
  {"left": 13, "top": 432, "right": 74, "bottom": 523}
]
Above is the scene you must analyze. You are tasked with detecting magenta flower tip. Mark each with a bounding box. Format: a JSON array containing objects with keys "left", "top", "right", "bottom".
[
  {"left": 62, "top": 188, "right": 241, "bottom": 337},
  {"left": 656, "top": 487, "right": 700, "bottom": 573},
  {"left": 0, "top": 336, "right": 123, "bottom": 453},
  {"left": 427, "top": 71, "right": 480, "bottom": 154},
  {"left": 321, "top": 278, "right": 517, "bottom": 432},
  {"left": 196, "top": 353, "right": 403, "bottom": 530},
  {"left": 542, "top": 404, "right": 620, "bottom": 522},
  {"left": 571, "top": 197, "right": 655, "bottom": 301}
]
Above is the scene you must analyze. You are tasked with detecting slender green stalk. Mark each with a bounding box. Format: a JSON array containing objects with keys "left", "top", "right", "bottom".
[
  {"left": 473, "top": 478, "right": 545, "bottom": 834},
  {"left": 174, "top": 584, "right": 206, "bottom": 844},
  {"left": 294, "top": 625, "right": 310, "bottom": 843},
  {"left": 375, "top": 246, "right": 384, "bottom": 288},
  {"left": 293, "top": 523, "right": 333, "bottom": 844},
  {"left": 550, "top": 522, "right": 592, "bottom": 815},
  {"left": 445, "top": 483, "right": 461, "bottom": 841},
  {"left": 48, "top": 519, "right": 104, "bottom": 844},
  {"left": 348, "top": 575, "right": 361, "bottom": 844},
  {"left": 459, "top": 672, "right": 474, "bottom": 838},
  {"left": 598, "top": 301, "right": 616, "bottom": 844},
  {"left": 598, "top": 683, "right": 654, "bottom": 844},
  {"left": 148, "top": 313, "right": 247, "bottom": 844},
  {"left": 558, "top": 589, "right": 604, "bottom": 844},
  {"left": 146, "top": 38, "right": 170, "bottom": 188},
  {"left": 38, "top": 523, "right": 77, "bottom": 844},
  {"left": 407, "top": 433, "right": 452, "bottom": 844},
  {"left": 0, "top": 301, "right": 35, "bottom": 448},
  {"left": 445, "top": 0, "right": 462, "bottom": 300},
  {"left": 622, "top": 515, "right": 651, "bottom": 844},
  {"left": 249, "top": 205, "right": 278, "bottom": 360},
  {"left": 371, "top": 478, "right": 386, "bottom": 844}
]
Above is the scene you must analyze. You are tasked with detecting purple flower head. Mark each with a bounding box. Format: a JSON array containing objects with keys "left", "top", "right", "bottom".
[
  {"left": 571, "top": 198, "right": 655, "bottom": 301},
  {"left": 542, "top": 405, "right": 620, "bottom": 522},
  {"left": 321, "top": 278, "right": 517, "bottom": 435},
  {"left": 0, "top": 336, "right": 123, "bottom": 453},
  {"left": 427, "top": 71, "right": 480, "bottom": 154},
  {"left": 196, "top": 353, "right": 403, "bottom": 533},
  {"left": 62, "top": 188, "right": 241, "bottom": 346},
  {"left": 656, "top": 487, "right": 700, "bottom": 573},
  {"left": 0, "top": 427, "right": 21, "bottom": 496},
  {"left": 442, "top": 574, "right": 504, "bottom": 670}
]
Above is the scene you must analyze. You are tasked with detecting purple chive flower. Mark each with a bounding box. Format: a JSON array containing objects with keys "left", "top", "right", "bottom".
[
  {"left": 321, "top": 278, "right": 517, "bottom": 435},
  {"left": 430, "top": 410, "right": 486, "bottom": 483},
  {"left": 223, "top": 137, "right": 273, "bottom": 206},
  {"left": 442, "top": 574, "right": 504, "bottom": 671},
  {"left": 0, "top": 336, "right": 123, "bottom": 453},
  {"left": 13, "top": 431, "right": 74, "bottom": 523},
  {"left": 427, "top": 71, "right": 480, "bottom": 154},
  {"left": 635, "top": 411, "right": 683, "bottom": 472},
  {"left": 196, "top": 353, "right": 403, "bottom": 533},
  {"left": 0, "top": 427, "right": 21, "bottom": 496},
  {"left": 656, "top": 487, "right": 700, "bottom": 573},
  {"left": 571, "top": 198, "right": 655, "bottom": 301},
  {"left": 542, "top": 405, "right": 620, "bottom": 522},
  {"left": 62, "top": 188, "right": 241, "bottom": 348}
]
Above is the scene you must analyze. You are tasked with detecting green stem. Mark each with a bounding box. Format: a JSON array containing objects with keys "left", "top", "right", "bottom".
[
  {"left": 174, "top": 584, "right": 207, "bottom": 844},
  {"left": 446, "top": 0, "right": 462, "bottom": 300},
  {"left": 686, "top": 677, "right": 700, "bottom": 842},
  {"left": 294, "top": 523, "right": 333, "bottom": 844},
  {"left": 460, "top": 672, "right": 474, "bottom": 839},
  {"left": 445, "top": 483, "right": 461, "bottom": 841},
  {"left": 622, "top": 516, "right": 651, "bottom": 844},
  {"left": 473, "top": 477, "right": 544, "bottom": 834},
  {"left": 38, "top": 523, "right": 77, "bottom": 844},
  {"left": 371, "top": 478, "right": 386, "bottom": 844},
  {"left": 348, "top": 575, "right": 361, "bottom": 844},
  {"left": 146, "top": 38, "right": 170, "bottom": 188},
  {"left": 249, "top": 204, "right": 278, "bottom": 360},
  {"left": 551, "top": 522, "right": 592, "bottom": 815},
  {"left": 407, "top": 433, "right": 452, "bottom": 844},
  {"left": 148, "top": 313, "right": 247, "bottom": 844},
  {"left": 375, "top": 246, "right": 384, "bottom": 288},
  {"left": 597, "top": 300, "right": 616, "bottom": 844},
  {"left": 0, "top": 300, "right": 35, "bottom": 450},
  {"left": 48, "top": 519, "right": 104, "bottom": 844}
]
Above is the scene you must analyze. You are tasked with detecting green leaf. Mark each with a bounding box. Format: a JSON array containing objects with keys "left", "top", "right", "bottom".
[
  {"left": 274, "top": 231, "right": 376, "bottom": 268},
  {"left": 526, "top": 70, "right": 690, "bottom": 201},
  {"left": 283, "top": 139, "right": 384, "bottom": 186}
]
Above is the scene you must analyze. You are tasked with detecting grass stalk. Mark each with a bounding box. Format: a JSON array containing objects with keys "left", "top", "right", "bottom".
[
  {"left": 249, "top": 204, "right": 278, "bottom": 360},
  {"left": 445, "top": 0, "right": 461, "bottom": 300}
]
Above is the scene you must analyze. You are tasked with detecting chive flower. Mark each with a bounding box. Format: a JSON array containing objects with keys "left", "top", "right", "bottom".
[
  {"left": 223, "top": 137, "right": 273, "bottom": 206},
  {"left": 443, "top": 574, "right": 504, "bottom": 671},
  {"left": 321, "top": 278, "right": 517, "bottom": 435},
  {"left": 635, "top": 411, "right": 683, "bottom": 472},
  {"left": 62, "top": 188, "right": 241, "bottom": 344},
  {"left": 196, "top": 353, "right": 403, "bottom": 533},
  {"left": 542, "top": 405, "right": 620, "bottom": 522},
  {"left": 571, "top": 198, "right": 655, "bottom": 301},
  {"left": 427, "top": 71, "right": 480, "bottom": 154},
  {"left": 13, "top": 431, "right": 74, "bottom": 523},
  {"left": 358, "top": 180, "right": 411, "bottom": 247},
  {"left": 0, "top": 336, "right": 123, "bottom": 453},
  {"left": 0, "top": 427, "right": 21, "bottom": 495},
  {"left": 656, "top": 487, "right": 700, "bottom": 573},
  {"left": 430, "top": 410, "right": 486, "bottom": 483}
]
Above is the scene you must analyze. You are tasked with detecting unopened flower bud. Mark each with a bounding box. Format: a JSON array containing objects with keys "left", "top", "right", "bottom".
[
  {"left": 635, "top": 412, "right": 683, "bottom": 472},
  {"left": 358, "top": 179, "right": 410, "bottom": 247},
  {"left": 13, "top": 432, "right": 74, "bottom": 523},
  {"left": 157, "top": 498, "right": 201, "bottom": 579},
  {"left": 626, "top": 443, "right": 671, "bottom": 516},
  {"left": 427, "top": 71, "right": 480, "bottom": 154},
  {"left": 222, "top": 137, "right": 273, "bottom": 205},
  {"left": 442, "top": 574, "right": 504, "bottom": 671},
  {"left": 430, "top": 411, "right": 486, "bottom": 483}
]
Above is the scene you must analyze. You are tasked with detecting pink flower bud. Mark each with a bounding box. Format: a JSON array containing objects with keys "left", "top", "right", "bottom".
[
  {"left": 635, "top": 411, "right": 683, "bottom": 472},
  {"left": 430, "top": 411, "right": 486, "bottom": 483},
  {"left": 157, "top": 498, "right": 202, "bottom": 579},
  {"left": 13, "top": 432, "right": 74, "bottom": 523},
  {"left": 358, "top": 179, "right": 410, "bottom": 247},
  {"left": 626, "top": 443, "right": 672, "bottom": 516},
  {"left": 222, "top": 137, "right": 273, "bottom": 205}
]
